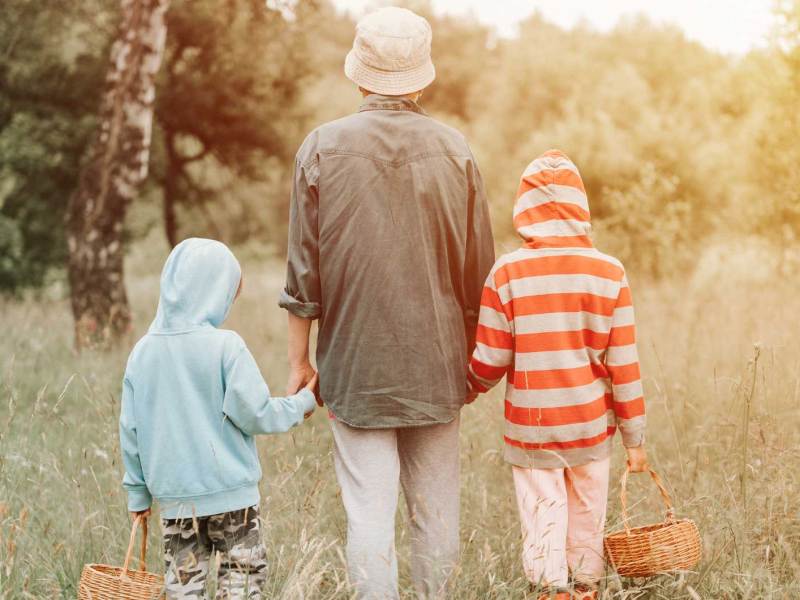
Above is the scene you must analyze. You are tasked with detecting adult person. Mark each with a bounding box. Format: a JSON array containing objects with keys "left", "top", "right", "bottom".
[{"left": 279, "top": 7, "right": 495, "bottom": 599}]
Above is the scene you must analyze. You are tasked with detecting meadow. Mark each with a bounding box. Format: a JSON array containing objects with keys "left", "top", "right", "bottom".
[{"left": 2, "top": 235, "right": 800, "bottom": 599}]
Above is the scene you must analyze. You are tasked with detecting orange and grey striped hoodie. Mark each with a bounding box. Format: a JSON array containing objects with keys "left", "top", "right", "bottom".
[{"left": 467, "top": 149, "right": 646, "bottom": 468}]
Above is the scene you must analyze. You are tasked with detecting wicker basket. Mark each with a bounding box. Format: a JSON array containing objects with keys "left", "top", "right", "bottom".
[
  {"left": 79, "top": 516, "right": 164, "bottom": 600},
  {"left": 604, "top": 467, "right": 701, "bottom": 578}
]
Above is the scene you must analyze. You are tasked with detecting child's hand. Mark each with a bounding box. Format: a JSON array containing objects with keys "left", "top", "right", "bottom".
[
  {"left": 303, "top": 375, "right": 317, "bottom": 420},
  {"left": 130, "top": 508, "right": 151, "bottom": 520},
  {"left": 465, "top": 380, "right": 478, "bottom": 404},
  {"left": 304, "top": 371, "right": 322, "bottom": 407},
  {"left": 626, "top": 445, "right": 648, "bottom": 473},
  {"left": 304, "top": 371, "right": 319, "bottom": 392}
]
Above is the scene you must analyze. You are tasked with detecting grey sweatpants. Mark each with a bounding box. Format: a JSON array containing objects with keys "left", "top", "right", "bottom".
[{"left": 331, "top": 415, "right": 460, "bottom": 600}]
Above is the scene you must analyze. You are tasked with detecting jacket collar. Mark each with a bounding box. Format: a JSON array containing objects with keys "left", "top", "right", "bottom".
[{"left": 358, "top": 94, "right": 427, "bottom": 116}]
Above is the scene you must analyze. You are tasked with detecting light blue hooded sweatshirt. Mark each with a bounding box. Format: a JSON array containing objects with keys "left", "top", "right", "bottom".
[{"left": 120, "top": 238, "right": 316, "bottom": 519}]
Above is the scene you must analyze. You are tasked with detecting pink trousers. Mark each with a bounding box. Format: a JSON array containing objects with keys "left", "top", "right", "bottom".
[{"left": 512, "top": 457, "right": 610, "bottom": 587}]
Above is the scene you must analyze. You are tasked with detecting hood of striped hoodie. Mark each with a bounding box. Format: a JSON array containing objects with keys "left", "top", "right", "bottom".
[{"left": 513, "top": 149, "right": 592, "bottom": 249}]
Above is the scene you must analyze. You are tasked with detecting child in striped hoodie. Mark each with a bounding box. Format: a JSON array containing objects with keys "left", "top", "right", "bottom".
[{"left": 467, "top": 150, "right": 648, "bottom": 600}]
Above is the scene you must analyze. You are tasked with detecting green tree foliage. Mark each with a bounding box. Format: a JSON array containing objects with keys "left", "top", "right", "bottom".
[
  {"left": 0, "top": 0, "right": 320, "bottom": 291},
  {"left": 464, "top": 15, "right": 752, "bottom": 273},
  {"left": 2, "top": 1, "right": 799, "bottom": 291},
  {"left": 152, "top": 0, "right": 315, "bottom": 247},
  {"left": 413, "top": 8, "right": 491, "bottom": 123},
  {"left": 748, "top": 0, "right": 800, "bottom": 244},
  {"left": 0, "top": 0, "right": 114, "bottom": 291}
]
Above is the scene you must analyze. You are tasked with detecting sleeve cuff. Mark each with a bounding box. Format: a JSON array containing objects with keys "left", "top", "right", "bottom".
[
  {"left": 278, "top": 289, "right": 321, "bottom": 319},
  {"left": 126, "top": 486, "right": 152, "bottom": 512},
  {"left": 467, "top": 371, "right": 488, "bottom": 393},
  {"left": 620, "top": 428, "right": 646, "bottom": 448},
  {"left": 294, "top": 388, "right": 317, "bottom": 415}
]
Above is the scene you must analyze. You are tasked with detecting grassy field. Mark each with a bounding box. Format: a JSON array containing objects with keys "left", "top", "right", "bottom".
[{"left": 2, "top": 238, "right": 800, "bottom": 599}]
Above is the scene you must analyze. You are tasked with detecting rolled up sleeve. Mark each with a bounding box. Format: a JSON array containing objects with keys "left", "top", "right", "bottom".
[{"left": 280, "top": 156, "right": 322, "bottom": 319}]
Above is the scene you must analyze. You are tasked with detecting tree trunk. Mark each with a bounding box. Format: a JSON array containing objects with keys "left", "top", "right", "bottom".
[{"left": 66, "top": 0, "right": 170, "bottom": 350}]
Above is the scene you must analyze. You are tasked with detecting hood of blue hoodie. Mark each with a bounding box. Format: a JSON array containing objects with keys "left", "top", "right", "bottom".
[{"left": 149, "top": 238, "right": 242, "bottom": 333}]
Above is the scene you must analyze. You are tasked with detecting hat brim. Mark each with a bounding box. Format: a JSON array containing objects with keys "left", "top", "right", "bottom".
[{"left": 344, "top": 49, "right": 435, "bottom": 96}]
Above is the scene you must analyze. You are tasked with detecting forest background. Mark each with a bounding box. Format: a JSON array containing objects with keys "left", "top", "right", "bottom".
[{"left": 2, "top": 1, "right": 800, "bottom": 598}]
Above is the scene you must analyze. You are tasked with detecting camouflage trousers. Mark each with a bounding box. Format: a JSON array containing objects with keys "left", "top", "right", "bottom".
[{"left": 162, "top": 506, "right": 267, "bottom": 599}]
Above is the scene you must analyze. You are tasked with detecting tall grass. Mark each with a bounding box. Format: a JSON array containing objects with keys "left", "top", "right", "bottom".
[{"left": 2, "top": 238, "right": 800, "bottom": 598}]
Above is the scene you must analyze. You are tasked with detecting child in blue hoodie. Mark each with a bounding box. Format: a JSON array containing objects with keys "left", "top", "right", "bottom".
[{"left": 119, "top": 238, "right": 317, "bottom": 599}]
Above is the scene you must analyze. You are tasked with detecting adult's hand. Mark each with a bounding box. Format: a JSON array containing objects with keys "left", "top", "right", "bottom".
[
  {"left": 287, "top": 361, "right": 322, "bottom": 405},
  {"left": 286, "top": 313, "right": 320, "bottom": 404},
  {"left": 286, "top": 361, "right": 315, "bottom": 394}
]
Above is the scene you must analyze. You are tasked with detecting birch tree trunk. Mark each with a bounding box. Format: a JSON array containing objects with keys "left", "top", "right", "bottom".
[{"left": 66, "top": 0, "right": 170, "bottom": 349}]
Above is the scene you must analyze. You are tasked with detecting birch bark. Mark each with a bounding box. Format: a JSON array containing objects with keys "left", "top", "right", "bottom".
[{"left": 66, "top": 0, "right": 170, "bottom": 349}]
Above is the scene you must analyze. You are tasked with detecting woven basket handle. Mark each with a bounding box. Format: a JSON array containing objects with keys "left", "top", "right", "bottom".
[
  {"left": 619, "top": 466, "right": 675, "bottom": 534},
  {"left": 121, "top": 515, "right": 148, "bottom": 577}
]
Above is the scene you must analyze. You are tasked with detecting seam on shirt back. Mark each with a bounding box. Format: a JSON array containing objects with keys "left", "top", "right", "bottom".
[{"left": 314, "top": 148, "right": 471, "bottom": 168}]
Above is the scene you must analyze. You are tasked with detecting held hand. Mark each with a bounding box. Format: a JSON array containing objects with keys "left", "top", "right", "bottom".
[
  {"left": 304, "top": 371, "right": 319, "bottom": 392},
  {"left": 626, "top": 445, "right": 648, "bottom": 473},
  {"left": 287, "top": 362, "right": 316, "bottom": 395},
  {"left": 306, "top": 370, "right": 323, "bottom": 407},
  {"left": 130, "top": 508, "right": 151, "bottom": 521},
  {"left": 465, "top": 380, "right": 478, "bottom": 405},
  {"left": 304, "top": 372, "right": 320, "bottom": 415}
]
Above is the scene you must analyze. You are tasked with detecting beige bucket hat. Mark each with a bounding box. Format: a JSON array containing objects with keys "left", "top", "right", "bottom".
[{"left": 344, "top": 7, "right": 436, "bottom": 96}]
